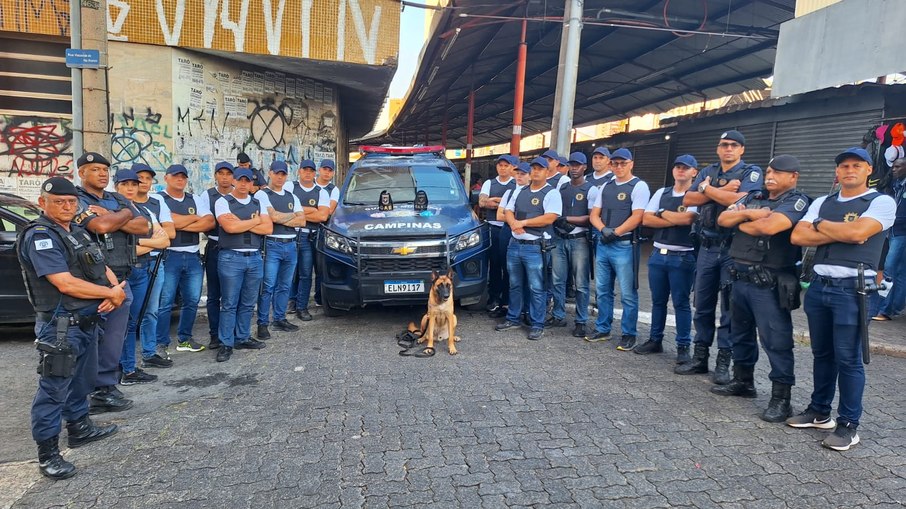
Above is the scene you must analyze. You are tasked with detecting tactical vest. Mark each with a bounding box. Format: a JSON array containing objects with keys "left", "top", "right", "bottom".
[
  {"left": 262, "top": 188, "right": 297, "bottom": 236},
  {"left": 161, "top": 191, "right": 200, "bottom": 248},
  {"left": 481, "top": 178, "right": 516, "bottom": 221},
  {"left": 653, "top": 187, "right": 695, "bottom": 248},
  {"left": 587, "top": 172, "right": 614, "bottom": 188},
  {"left": 892, "top": 182, "right": 906, "bottom": 237},
  {"left": 206, "top": 188, "right": 226, "bottom": 240},
  {"left": 546, "top": 174, "right": 563, "bottom": 189},
  {"left": 292, "top": 182, "right": 322, "bottom": 209},
  {"left": 218, "top": 195, "right": 263, "bottom": 250},
  {"left": 17, "top": 216, "right": 109, "bottom": 313},
  {"left": 78, "top": 188, "right": 137, "bottom": 278},
  {"left": 815, "top": 191, "right": 887, "bottom": 270},
  {"left": 137, "top": 196, "right": 164, "bottom": 256},
  {"left": 317, "top": 182, "right": 336, "bottom": 195},
  {"left": 600, "top": 177, "right": 640, "bottom": 236},
  {"left": 560, "top": 181, "right": 593, "bottom": 218},
  {"left": 513, "top": 185, "right": 555, "bottom": 238},
  {"left": 697, "top": 162, "right": 755, "bottom": 236},
  {"left": 133, "top": 200, "right": 154, "bottom": 262},
  {"left": 729, "top": 189, "right": 807, "bottom": 269}
]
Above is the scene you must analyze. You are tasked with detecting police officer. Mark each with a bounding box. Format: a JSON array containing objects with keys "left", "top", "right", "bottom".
[
  {"left": 677, "top": 130, "right": 763, "bottom": 384},
  {"left": 875, "top": 157, "right": 906, "bottom": 320},
  {"left": 587, "top": 148, "right": 651, "bottom": 350},
  {"left": 495, "top": 157, "right": 562, "bottom": 341},
  {"left": 157, "top": 164, "right": 215, "bottom": 357},
  {"left": 586, "top": 147, "right": 614, "bottom": 187},
  {"left": 636, "top": 155, "right": 699, "bottom": 364},
  {"left": 550, "top": 152, "right": 593, "bottom": 337},
  {"left": 479, "top": 154, "right": 518, "bottom": 315},
  {"left": 712, "top": 155, "right": 810, "bottom": 423},
  {"left": 214, "top": 168, "right": 273, "bottom": 362},
  {"left": 199, "top": 161, "right": 235, "bottom": 350},
  {"left": 542, "top": 149, "right": 569, "bottom": 190},
  {"left": 494, "top": 162, "right": 531, "bottom": 320},
  {"left": 237, "top": 152, "right": 267, "bottom": 193},
  {"left": 74, "top": 152, "right": 145, "bottom": 413},
  {"left": 288, "top": 159, "right": 330, "bottom": 321},
  {"left": 313, "top": 159, "right": 340, "bottom": 307},
  {"left": 19, "top": 177, "right": 125, "bottom": 479},
  {"left": 255, "top": 161, "right": 305, "bottom": 340},
  {"left": 788, "top": 147, "right": 895, "bottom": 451}
]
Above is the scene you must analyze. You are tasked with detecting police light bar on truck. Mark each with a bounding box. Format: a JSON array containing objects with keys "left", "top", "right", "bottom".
[{"left": 359, "top": 145, "right": 445, "bottom": 155}]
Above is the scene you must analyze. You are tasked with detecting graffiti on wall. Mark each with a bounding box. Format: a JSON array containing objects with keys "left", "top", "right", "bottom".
[
  {"left": 0, "top": 116, "right": 73, "bottom": 200},
  {"left": 110, "top": 106, "right": 173, "bottom": 174}
]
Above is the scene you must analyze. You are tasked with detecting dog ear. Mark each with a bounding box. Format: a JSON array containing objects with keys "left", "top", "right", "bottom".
[
  {"left": 431, "top": 270, "right": 438, "bottom": 281},
  {"left": 446, "top": 268, "right": 454, "bottom": 280}
]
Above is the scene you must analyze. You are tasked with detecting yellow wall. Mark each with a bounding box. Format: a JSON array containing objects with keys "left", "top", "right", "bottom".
[{"left": 795, "top": 0, "right": 842, "bottom": 17}]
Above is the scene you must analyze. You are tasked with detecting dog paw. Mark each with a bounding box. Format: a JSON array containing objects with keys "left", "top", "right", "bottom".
[
  {"left": 449, "top": 348, "right": 458, "bottom": 355},
  {"left": 453, "top": 336, "right": 461, "bottom": 342}
]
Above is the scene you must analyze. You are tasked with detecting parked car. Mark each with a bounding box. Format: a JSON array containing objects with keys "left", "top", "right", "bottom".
[{"left": 0, "top": 193, "right": 40, "bottom": 324}]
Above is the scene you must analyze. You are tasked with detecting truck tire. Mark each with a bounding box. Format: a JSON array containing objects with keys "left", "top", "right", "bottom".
[{"left": 321, "top": 283, "right": 344, "bottom": 317}]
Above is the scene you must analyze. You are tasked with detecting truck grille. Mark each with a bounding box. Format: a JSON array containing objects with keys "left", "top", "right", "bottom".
[
  {"left": 358, "top": 244, "right": 446, "bottom": 256},
  {"left": 361, "top": 257, "right": 448, "bottom": 274}
]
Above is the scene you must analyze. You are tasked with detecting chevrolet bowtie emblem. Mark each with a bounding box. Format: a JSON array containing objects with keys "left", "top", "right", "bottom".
[{"left": 392, "top": 246, "right": 418, "bottom": 255}]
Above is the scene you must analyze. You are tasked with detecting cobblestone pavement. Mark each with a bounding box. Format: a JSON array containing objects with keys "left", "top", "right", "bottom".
[{"left": 2, "top": 301, "right": 905, "bottom": 508}]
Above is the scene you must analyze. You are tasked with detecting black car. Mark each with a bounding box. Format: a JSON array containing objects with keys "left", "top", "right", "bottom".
[{"left": 0, "top": 192, "right": 40, "bottom": 324}]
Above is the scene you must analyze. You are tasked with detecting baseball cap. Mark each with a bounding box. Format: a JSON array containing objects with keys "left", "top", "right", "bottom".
[
  {"left": 834, "top": 147, "right": 873, "bottom": 166},
  {"left": 214, "top": 161, "right": 234, "bottom": 173},
  {"left": 166, "top": 164, "right": 189, "bottom": 176},
  {"left": 768, "top": 154, "right": 800, "bottom": 173},
  {"left": 496, "top": 154, "right": 519, "bottom": 166},
  {"left": 234, "top": 168, "right": 254, "bottom": 181},
  {"left": 557, "top": 156, "right": 569, "bottom": 166},
  {"left": 568, "top": 152, "right": 587, "bottom": 165},
  {"left": 592, "top": 147, "right": 611, "bottom": 157},
  {"left": 114, "top": 169, "right": 140, "bottom": 183},
  {"left": 610, "top": 148, "right": 633, "bottom": 161},
  {"left": 76, "top": 152, "right": 110, "bottom": 168},
  {"left": 270, "top": 160, "right": 289, "bottom": 173},
  {"left": 299, "top": 159, "right": 316, "bottom": 170},
  {"left": 41, "top": 177, "right": 78, "bottom": 196},
  {"left": 514, "top": 162, "right": 531, "bottom": 173},
  {"left": 320, "top": 159, "right": 336, "bottom": 171},
  {"left": 131, "top": 163, "right": 154, "bottom": 175},
  {"left": 719, "top": 130, "right": 746, "bottom": 145},
  {"left": 673, "top": 154, "right": 698, "bottom": 168},
  {"left": 237, "top": 152, "right": 252, "bottom": 164},
  {"left": 530, "top": 157, "right": 548, "bottom": 168},
  {"left": 542, "top": 149, "right": 559, "bottom": 160}
]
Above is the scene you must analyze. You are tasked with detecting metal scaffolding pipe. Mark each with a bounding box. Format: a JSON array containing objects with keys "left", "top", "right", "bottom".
[
  {"left": 550, "top": 0, "right": 583, "bottom": 156},
  {"left": 465, "top": 88, "right": 475, "bottom": 189},
  {"left": 510, "top": 18, "right": 528, "bottom": 156}
]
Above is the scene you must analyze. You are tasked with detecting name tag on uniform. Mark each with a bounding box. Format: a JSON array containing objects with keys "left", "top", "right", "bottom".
[{"left": 35, "top": 239, "right": 53, "bottom": 251}]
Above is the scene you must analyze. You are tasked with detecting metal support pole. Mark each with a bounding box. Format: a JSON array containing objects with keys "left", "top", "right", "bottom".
[
  {"left": 549, "top": 0, "right": 583, "bottom": 156},
  {"left": 510, "top": 18, "right": 528, "bottom": 156},
  {"left": 70, "top": 0, "right": 84, "bottom": 168},
  {"left": 465, "top": 88, "right": 474, "bottom": 190}
]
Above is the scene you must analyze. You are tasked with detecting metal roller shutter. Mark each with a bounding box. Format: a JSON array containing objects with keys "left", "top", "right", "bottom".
[
  {"left": 735, "top": 122, "right": 774, "bottom": 170},
  {"left": 0, "top": 38, "right": 71, "bottom": 117},
  {"left": 630, "top": 142, "right": 670, "bottom": 190},
  {"left": 674, "top": 128, "right": 726, "bottom": 169}
]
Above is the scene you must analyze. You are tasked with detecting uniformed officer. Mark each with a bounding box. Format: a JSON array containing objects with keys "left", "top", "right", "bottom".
[
  {"left": 157, "top": 164, "right": 215, "bottom": 357},
  {"left": 636, "top": 155, "right": 699, "bottom": 364},
  {"left": 495, "top": 157, "right": 562, "bottom": 341},
  {"left": 19, "top": 177, "right": 124, "bottom": 479},
  {"left": 254, "top": 161, "right": 305, "bottom": 340},
  {"left": 237, "top": 152, "right": 267, "bottom": 193},
  {"left": 550, "top": 152, "right": 593, "bottom": 337},
  {"left": 586, "top": 147, "right": 614, "bottom": 187},
  {"left": 479, "top": 154, "right": 518, "bottom": 315},
  {"left": 542, "top": 149, "right": 569, "bottom": 190},
  {"left": 788, "top": 147, "right": 895, "bottom": 451},
  {"left": 312, "top": 159, "right": 340, "bottom": 307},
  {"left": 712, "top": 155, "right": 810, "bottom": 423},
  {"left": 587, "top": 148, "right": 651, "bottom": 350},
  {"left": 874, "top": 157, "right": 906, "bottom": 320},
  {"left": 287, "top": 159, "right": 330, "bottom": 321},
  {"left": 74, "top": 152, "right": 145, "bottom": 413},
  {"left": 114, "top": 169, "right": 169, "bottom": 385},
  {"left": 677, "top": 130, "right": 763, "bottom": 384},
  {"left": 493, "top": 162, "right": 531, "bottom": 320},
  {"left": 214, "top": 168, "right": 273, "bottom": 362},
  {"left": 199, "top": 161, "right": 235, "bottom": 350}
]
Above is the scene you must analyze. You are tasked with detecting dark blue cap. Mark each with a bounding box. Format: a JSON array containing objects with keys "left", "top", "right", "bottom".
[
  {"left": 131, "top": 163, "right": 154, "bottom": 175},
  {"left": 768, "top": 154, "right": 800, "bottom": 172},
  {"left": 673, "top": 154, "right": 698, "bottom": 168},
  {"left": 835, "top": 147, "right": 873, "bottom": 166},
  {"left": 166, "top": 164, "right": 189, "bottom": 176},
  {"left": 719, "top": 130, "right": 746, "bottom": 145},
  {"left": 237, "top": 152, "right": 252, "bottom": 164},
  {"left": 76, "top": 152, "right": 111, "bottom": 168},
  {"left": 114, "top": 169, "right": 140, "bottom": 183},
  {"left": 320, "top": 159, "right": 336, "bottom": 171},
  {"left": 496, "top": 154, "right": 519, "bottom": 166},
  {"left": 234, "top": 168, "right": 254, "bottom": 181},
  {"left": 299, "top": 159, "right": 316, "bottom": 170},
  {"left": 611, "top": 148, "right": 633, "bottom": 161},
  {"left": 557, "top": 156, "right": 569, "bottom": 166},
  {"left": 592, "top": 147, "right": 611, "bottom": 157},
  {"left": 270, "top": 160, "right": 289, "bottom": 173},
  {"left": 214, "top": 161, "right": 234, "bottom": 173},
  {"left": 514, "top": 162, "right": 531, "bottom": 173},
  {"left": 41, "top": 177, "right": 78, "bottom": 196},
  {"left": 530, "top": 157, "right": 548, "bottom": 168},
  {"left": 568, "top": 152, "right": 587, "bottom": 165},
  {"left": 542, "top": 149, "right": 559, "bottom": 160}
]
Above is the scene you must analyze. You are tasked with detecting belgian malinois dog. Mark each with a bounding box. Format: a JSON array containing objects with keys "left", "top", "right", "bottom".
[{"left": 417, "top": 270, "right": 460, "bottom": 355}]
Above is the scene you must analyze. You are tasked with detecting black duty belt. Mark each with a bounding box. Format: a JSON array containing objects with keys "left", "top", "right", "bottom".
[
  {"left": 813, "top": 276, "right": 874, "bottom": 289},
  {"left": 267, "top": 237, "right": 296, "bottom": 243},
  {"left": 558, "top": 232, "right": 588, "bottom": 239},
  {"left": 229, "top": 250, "right": 260, "bottom": 257},
  {"left": 36, "top": 311, "right": 100, "bottom": 327},
  {"left": 655, "top": 247, "right": 692, "bottom": 256},
  {"left": 700, "top": 235, "right": 730, "bottom": 249},
  {"left": 514, "top": 238, "right": 543, "bottom": 245}
]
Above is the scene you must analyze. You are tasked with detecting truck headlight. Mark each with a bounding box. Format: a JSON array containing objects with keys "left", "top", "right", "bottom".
[
  {"left": 324, "top": 230, "right": 356, "bottom": 255},
  {"left": 453, "top": 230, "right": 481, "bottom": 252}
]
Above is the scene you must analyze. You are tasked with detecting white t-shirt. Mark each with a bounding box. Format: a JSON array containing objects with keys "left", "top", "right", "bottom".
[
  {"left": 161, "top": 191, "right": 212, "bottom": 253},
  {"left": 254, "top": 188, "right": 303, "bottom": 239},
  {"left": 315, "top": 182, "right": 341, "bottom": 204},
  {"left": 480, "top": 176, "right": 515, "bottom": 227},
  {"left": 214, "top": 194, "right": 272, "bottom": 252},
  {"left": 505, "top": 185, "right": 563, "bottom": 240},
  {"left": 593, "top": 178, "right": 651, "bottom": 211},
  {"left": 289, "top": 183, "right": 330, "bottom": 232},
  {"left": 645, "top": 187, "right": 698, "bottom": 252},
  {"left": 800, "top": 190, "right": 896, "bottom": 277}
]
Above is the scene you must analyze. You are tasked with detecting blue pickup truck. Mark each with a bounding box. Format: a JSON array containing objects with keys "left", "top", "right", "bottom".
[{"left": 316, "top": 145, "right": 490, "bottom": 315}]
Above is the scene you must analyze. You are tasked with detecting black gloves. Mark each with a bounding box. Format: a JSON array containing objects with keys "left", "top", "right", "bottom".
[
  {"left": 554, "top": 217, "right": 573, "bottom": 235},
  {"left": 599, "top": 227, "right": 619, "bottom": 244}
]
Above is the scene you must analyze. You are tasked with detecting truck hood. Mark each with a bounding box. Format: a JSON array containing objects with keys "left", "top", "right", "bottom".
[{"left": 329, "top": 203, "right": 478, "bottom": 238}]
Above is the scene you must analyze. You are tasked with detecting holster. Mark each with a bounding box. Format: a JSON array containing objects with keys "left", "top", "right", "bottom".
[
  {"left": 35, "top": 316, "right": 76, "bottom": 377},
  {"left": 775, "top": 271, "right": 801, "bottom": 311}
]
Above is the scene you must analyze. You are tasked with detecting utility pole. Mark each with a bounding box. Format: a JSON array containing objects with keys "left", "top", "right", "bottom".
[
  {"left": 70, "top": 1, "right": 111, "bottom": 162},
  {"left": 549, "top": 0, "right": 583, "bottom": 156},
  {"left": 510, "top": 18, "right": 528, "bottom": 156}
]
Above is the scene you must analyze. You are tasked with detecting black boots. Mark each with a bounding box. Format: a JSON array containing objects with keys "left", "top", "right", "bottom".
[
  {"left": 675, "top": 344, "right": 709, "bottom": 374},
  {"left": 710, "top": 364, "right": 757, "bottom": 398},
  {"left": 66, "top": 415, "right": 118, "bottom": 448},
  {"left": 712, "top": 348, "right": 733, "bottom": 385},
  {"left": 761, "top": 382, "right": 793, "bottom": 423},
  {"left": 37, "top": 436, "right": 76, "bottom": 480}
]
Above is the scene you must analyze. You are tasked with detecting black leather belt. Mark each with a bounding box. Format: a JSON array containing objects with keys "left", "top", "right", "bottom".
[
  {"left": 655, "top": 248, "right": 691, "bottom": 255},
  {"left": 36, "top": 311, "right": 100, "bottom": 327},
  {"left": 814, "top": 276, "right": 873, "bottom": 289},
  {"left": 558, "top": 232, "right": 588, "bottom": 239},
  {"left": 700, "top": 236, "right": 730, "bottom": 249},
  {"left": 229, "top": 251, "right": 260, "bottom": 257},
  {"left": 515, "top": 238, "right": 543, "bottom": 245},
  {"left": 267, "top": 237, "right": 296, "bottom": 243}
]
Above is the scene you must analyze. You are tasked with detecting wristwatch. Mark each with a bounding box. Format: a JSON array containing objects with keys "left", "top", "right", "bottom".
[
  {"left": 698, "top": 181, "right": 709, "bottom": 193},
  {"left": 147, "top": 220, "right": 153, "bottom": 236},
  {"left": 655, "top": 208, "right": 665, "bottom": 218},
  {"left": 812, "top": 217, "right": 824, "bottom": 231}
]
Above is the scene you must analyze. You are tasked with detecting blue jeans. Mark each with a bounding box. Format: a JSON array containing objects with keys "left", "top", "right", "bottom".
[
  {"left": 504, "top": 240, "right": 546, "bottom": 328},
  {"left": 157, "top": 250, "right": 204, "bottom": 346},
  {"left": 692, "top": 246, "right": 733, "bottom": 349},
  {"left": 647, "top": 250, "right": 695, "bottom": 345},
  {"left": 593, "top": 240, "right": 638, "bottom": 336},
  {"left": 803, "top": 279, "right": 879, "bottom": 427},
  {"left": 294, "top": 235, "right": 315, "bottom": 310},
  {"left": 219, "top": 250, "right": 264, "bottom": 347},
  {"left": 258, "top": 239, "right": 298, "bottom": 325},
  {"left": 729, "top": 277, "right": 795, "bottom": 385},
  {"left": 880, "top": 234, "right": 906, "bottom": 317},
  {"left": 141, "top": 257, "right": 166, "bottom": 359},
  {"left": 551, "top": 236, "right": 591, "bottom": 324},
  {"left": 205, "top": 241, "right": 221, "bottom": 337},
  {"left": 121, "top": 260, "right": 150, "bottom": 373},
  {"left": 487, "top": 224, "right": 509, "bottom": 305}
]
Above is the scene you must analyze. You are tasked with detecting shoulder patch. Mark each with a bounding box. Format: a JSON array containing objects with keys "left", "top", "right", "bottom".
[
  {"left": 34, "top": 238, "right": 53, "bottom": 251},
  {"left": 749, "top": 171, "right": 760, "bottom": 182},
  {"left": 794, "top": 198, "right": 806, "bottom": 212}
]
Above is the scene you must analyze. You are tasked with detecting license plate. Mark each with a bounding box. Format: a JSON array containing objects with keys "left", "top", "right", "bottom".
[{"left": 384, "top": 280, "right": 424, "bottom": 294}]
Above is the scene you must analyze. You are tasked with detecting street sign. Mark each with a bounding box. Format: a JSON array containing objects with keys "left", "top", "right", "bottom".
[{"left": 65, "top": 49, "right": 100, "bottom": 69}]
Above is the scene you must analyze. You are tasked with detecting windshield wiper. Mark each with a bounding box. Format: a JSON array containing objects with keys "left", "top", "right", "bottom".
[{"left": 343, "top": 201, "right": 370, "bottom": 206}]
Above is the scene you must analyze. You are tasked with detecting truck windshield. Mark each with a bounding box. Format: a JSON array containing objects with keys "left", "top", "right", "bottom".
[{"left": 344, "top": 165, "right": 465, "bottom": 205}]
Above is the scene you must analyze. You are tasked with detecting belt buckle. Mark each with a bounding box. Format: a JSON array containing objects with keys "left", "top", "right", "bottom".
[{"left": 659, "top": 248, "right": 668, "bottom": 255}]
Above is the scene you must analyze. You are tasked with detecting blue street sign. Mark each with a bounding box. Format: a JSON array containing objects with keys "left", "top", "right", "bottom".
[{"left": 65, "top": 49, "right": 101, "bottom": 69}]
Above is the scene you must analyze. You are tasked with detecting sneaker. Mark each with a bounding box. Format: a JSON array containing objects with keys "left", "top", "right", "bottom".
[
  {"left": 675, "top": 345, "right": 692, "bottom": 365},
  {"left": 616, "top": 335, "right": 637, "bottom": 351},
  {"left": 489, "top": 307, "right": 508, "bottom": 319},
  {"left": 544, "top": 316, "right": 568, "bottom": 328},
  {"left": 584, "top": 331, "right": 611, "bottom": 343},
  {"left": 572, "top": 323, "right": 586, "bottom": 338},
  {"left": 120, "top": 368, "right": 158, "bottom": 385},
  {"left": 485, "top": 300, "right": 501, "bottom": 313},
  {"left": 142, "top": 354, "right": 173, "bottom": 368},
  {"left": 786, "top": 409, "right": 837, "bottom": 430},
  {"left": 216, "top": 346, "right": 233, "bottom": 362},
  {"left": 209, "top": 335, "right": 222, "bottom": 351},
  {"left": 495, "top": 320, "right": 521, "bottom": 332},
  {"left": 313, "top": 299, "right": 322, "bottom": 307},
  {"left": 633, "top": 339, "right": 663, "bottom": 355},
  {"left": 176, "top": 340, "right": 206, "bottom": 352},
  {"left": 257, "top": 324, "right": 271, "bottom": 340},
  {"left": 521, "top": 313, "right": 531, "bottom": 327},
  {"left": 235, "top": 338, "right": 267, "bottom": 350},
  {"left": 528, "top": 328, "right": 543, "bottom": 341},
  {"left": 156, "top": 345, "right": 171, "bottom": 360},
  {"left": 272, "top": 319, "right": 300, "bottom": 332},
  {"left": 822, "top": 422, "right": 860, "bottom": 451},
  {"left": 297, "top": 309, "right": 313, "bottom": 322},
  {"left": 286, "top": 301, "right": 297, "bottom": 314}
]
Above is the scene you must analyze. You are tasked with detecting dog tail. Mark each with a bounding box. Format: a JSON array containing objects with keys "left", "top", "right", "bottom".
[{"left": 407, "top": 321, "right": 419, "bottom": 333}]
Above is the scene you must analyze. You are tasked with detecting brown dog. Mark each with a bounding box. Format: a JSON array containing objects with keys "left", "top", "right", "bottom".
[{"left": 415, "top": 270, "right": 459, "bottom": 355}]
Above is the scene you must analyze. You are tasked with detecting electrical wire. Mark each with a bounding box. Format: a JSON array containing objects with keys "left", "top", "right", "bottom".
[{"left": 663, "top": 0, "right": 708, "bottom": 38}]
